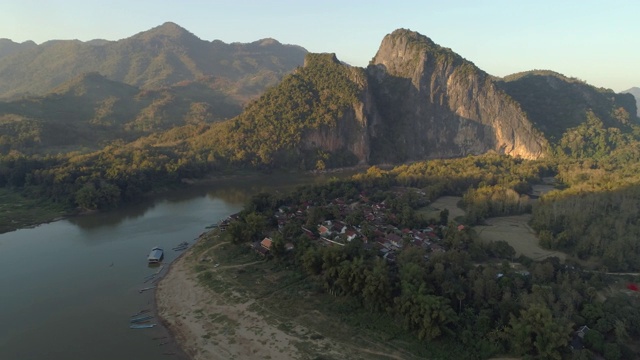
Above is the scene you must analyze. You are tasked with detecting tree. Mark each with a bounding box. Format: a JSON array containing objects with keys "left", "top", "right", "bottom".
[
  {"left": 508, "top": 303, "right": 573, "bottom": 359},
  {"left": 362, "top": 258, "right": 393, "bottom": 311},
  {"left": 396, "top": 293, "right": 457, "bottom": 341},
  {"left": 243, "top": 212, "right": 267, "bottom": 242},
  {"left": 439, "top": 208, "right": 449, "bottom": 225}
]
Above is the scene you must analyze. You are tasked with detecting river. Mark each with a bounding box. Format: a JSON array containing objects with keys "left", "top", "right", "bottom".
[{"left": 0, "top": 172, "right": 344, "bottom": 360}]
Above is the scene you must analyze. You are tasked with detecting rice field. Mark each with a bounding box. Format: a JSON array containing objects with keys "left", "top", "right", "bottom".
[
  {"left": 418, "top": 196, "right": 465, "bottom": 221},
  {"left": 474, "top": 214, "right": 567, "bottom": 262}
]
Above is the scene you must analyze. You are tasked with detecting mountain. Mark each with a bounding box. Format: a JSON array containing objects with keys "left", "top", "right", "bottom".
[
  {"left": 0, "top": 39, "right": 37, "bottom": 59},
  {"left": 182, "top": 29, "right": 640, "bottom": 169},
  {"left": 3, "top": 27, "right": 636, "bottom": 171},
  {"left": 498, "top": 71, "right": 637, "bottom": 141},
  {"left": 0, "top": 72, "right": 242, "bottom": 153},
  {"left": 0, "top": 22, "right": 307, "bottom": 100},
  {"left": 189, "top": 29, "right": 550, "bottom": 169},
  {"left": 622, "top": 87, "right": 640, "bottom": 116},
  {"left": 189, "top": 53, "right": 373, "bottom": 169},
  {"left": 366, "top": 29, "right": 547, "bottom": 162}
]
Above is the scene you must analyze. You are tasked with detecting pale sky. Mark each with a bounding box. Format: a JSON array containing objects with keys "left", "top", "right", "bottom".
[{"left": 1, "top": 0, "right": 638, "bottom": 92}]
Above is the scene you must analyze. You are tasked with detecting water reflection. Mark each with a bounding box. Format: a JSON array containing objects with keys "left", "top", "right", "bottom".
[{"left": 67, "top": 172, "right": 330, "bottom": 231}]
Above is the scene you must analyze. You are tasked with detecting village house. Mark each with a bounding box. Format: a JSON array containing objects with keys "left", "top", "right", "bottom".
[{"left": 261, "top": 237, "right": 273, "bottom": 250}]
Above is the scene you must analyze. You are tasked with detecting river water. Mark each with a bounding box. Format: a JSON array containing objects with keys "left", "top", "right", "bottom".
[{"left": 0, "top": 173, "right": 339, "bottom": 360}]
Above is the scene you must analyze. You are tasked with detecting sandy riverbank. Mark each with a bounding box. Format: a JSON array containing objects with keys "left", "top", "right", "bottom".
[{"left": 155, "top": 245, "right": 306, "bottom": 360}]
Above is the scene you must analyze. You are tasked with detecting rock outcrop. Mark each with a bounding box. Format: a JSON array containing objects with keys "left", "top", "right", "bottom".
[{"left": 365, "top": 29, "right": 547, "bottom": 162}]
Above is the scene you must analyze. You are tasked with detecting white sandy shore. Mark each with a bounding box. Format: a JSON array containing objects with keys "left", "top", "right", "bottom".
[
  {"left": 156, "top": 237, "right": 424, "bottom": 360},
  {"left": 155, "top": 246, "right": 306, "bottom": 360}
]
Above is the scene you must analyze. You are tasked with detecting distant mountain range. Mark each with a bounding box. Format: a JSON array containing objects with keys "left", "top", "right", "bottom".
[
  {"left": 0, "top": 22, "right": 307, "bottom": 153},
  {"left": 0, "top": 25, "right": 637, "bottom": 167},
  {"left": 0, "top": 22, "right": 307, "bottom": 100}
]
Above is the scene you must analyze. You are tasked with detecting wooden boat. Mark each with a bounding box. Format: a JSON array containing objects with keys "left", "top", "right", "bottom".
[
  {"left": 130, "top": 323, "right": 156, "bottom": 329},
  {"left": 130, "top": 315, "right": 154, "bottom": 323},
  {"left": 138, "top": 286, "right": 155, "bottom": 293},
  {"left": 131, "top": 309, "right": 151, "bottom": 317},
  {"left": 172, "top": 241, "right": 189, "bottom": 251}
]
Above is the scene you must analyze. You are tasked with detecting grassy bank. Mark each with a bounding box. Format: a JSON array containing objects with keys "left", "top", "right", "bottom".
[{"left": 0, "top": 189, "right": 70, "bottom": 234}]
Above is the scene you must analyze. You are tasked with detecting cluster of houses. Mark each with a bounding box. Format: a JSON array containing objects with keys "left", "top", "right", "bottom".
[{"left": 250, "top": 194, "right": 450, "bottom": 262}]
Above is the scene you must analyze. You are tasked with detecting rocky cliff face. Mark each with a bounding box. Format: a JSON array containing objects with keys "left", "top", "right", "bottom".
[
  {"left": 365, "top": 29, "right": 547, "bottom": 161},
  {"left": 299, "top": 55, "right": 376, "bottom": 165}
]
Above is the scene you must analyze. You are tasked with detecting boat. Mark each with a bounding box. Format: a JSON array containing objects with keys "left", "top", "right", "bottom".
[
  {"left": 138, "top": 286, "right": 155, "bottom": 293},
  {"left": 130, "top": 315, "right": 154, "bottom": 323},
  {"left": 147, "top": 247, "right": 164, "bottom": 264},
  {"left": 172, "top": 241, "right": 188, "bottom": 251},
  {"left": 130, "top": 323, "right": 156, "bottom": 329},
  {"left": 131, "top": 309, "right": 151, "bottom": 317}
]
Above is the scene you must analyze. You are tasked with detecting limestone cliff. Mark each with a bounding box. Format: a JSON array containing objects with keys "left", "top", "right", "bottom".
[
  {"left": 365, "top": 29, "right": 547, "bottom": 162},
  {"left": 298, "top": 55, "right": 376, "bottom": 165}
]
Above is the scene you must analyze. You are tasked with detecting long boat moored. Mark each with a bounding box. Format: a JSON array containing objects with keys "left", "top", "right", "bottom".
[
  {"left": 130, "top": 323, "right": 156, "bottom": 329},
  {"left": 130, "top": 315, "right": 154, "bottom": 323}
]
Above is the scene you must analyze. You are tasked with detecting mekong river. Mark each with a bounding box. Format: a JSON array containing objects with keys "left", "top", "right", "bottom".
[{"left": 0, "top": 173, "right": 337, "bottom": 360}]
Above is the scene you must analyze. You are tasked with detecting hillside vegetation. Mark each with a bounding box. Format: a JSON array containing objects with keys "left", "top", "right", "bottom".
[
  {"left": 498, "top": 70, "right": 636, "bottom": 142},
  {"left": 0, "top": 73, "right": 242, "bottom": 154},
  {"left": 188, "top": 53, "right": 366, "bottom": 169}
]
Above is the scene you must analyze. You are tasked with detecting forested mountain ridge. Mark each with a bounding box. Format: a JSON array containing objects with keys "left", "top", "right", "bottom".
[
  {"left": 0, "top": 22, "right": 307, "bottom": 100},
  {"left": 622, "top": 86, "right": 640, "bottom": 116},
  {"left": 499, "top": 71, "right": 637, "bottom": 141},
  {"left": 186, "top": 53, "right": 374, "bottom": 169},
  {"left": 0, "top": 72, "right": 242, "bottom": 153},
  {"left": 180, "top": 29, "right": 640, "bottom": 168}
]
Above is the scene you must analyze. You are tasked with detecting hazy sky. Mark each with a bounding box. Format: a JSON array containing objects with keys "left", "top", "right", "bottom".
[{"left": 1, "top": 0, "right": 638, "bottom": 91}]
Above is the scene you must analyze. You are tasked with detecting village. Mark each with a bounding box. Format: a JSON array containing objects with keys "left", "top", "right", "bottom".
[{"left": 217, "top": 189, "right": 457, "bottom": 263}]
